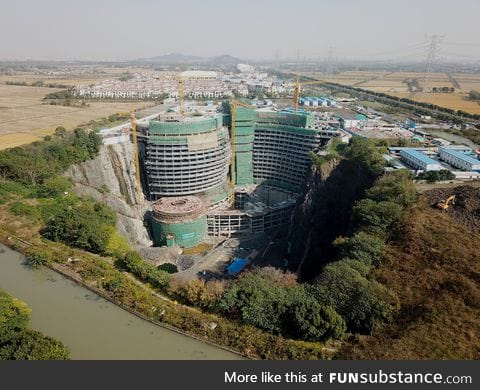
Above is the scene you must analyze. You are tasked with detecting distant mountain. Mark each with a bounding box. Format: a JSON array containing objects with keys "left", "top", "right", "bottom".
[{"left": 133, "top": 53, "right": 243, "bottom": 66}]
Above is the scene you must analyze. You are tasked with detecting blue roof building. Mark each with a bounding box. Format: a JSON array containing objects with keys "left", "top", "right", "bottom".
[
  {"left": 439, "top": 147, "right": 480, "bottom": 171},
  {"left": 400, "top": 149, "right": 443, "bottom": 171}
]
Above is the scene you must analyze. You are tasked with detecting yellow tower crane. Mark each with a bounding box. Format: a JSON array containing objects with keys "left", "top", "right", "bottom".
[
  {"left": 282, "top": 78, "right": 327, "bottom": 111},
  {"left": 129, "top": 113, "right": 143, "bottom": 204},
  {"left": 154, "top": 73, "right": 186, "bottom": 115},
  {"left": 114, "top": 111, "right": 144, "bottom": 203},
  {"left": 177, "top": 76, "right": 185, "bottom": 116}
]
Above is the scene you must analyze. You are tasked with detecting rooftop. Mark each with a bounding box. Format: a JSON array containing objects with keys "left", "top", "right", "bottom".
[
  {"left": 440, "top": 148, "right": 480, "bottom": 165},
  {"left": 400, "top": 149, "right": 441, "bottom": 166}
]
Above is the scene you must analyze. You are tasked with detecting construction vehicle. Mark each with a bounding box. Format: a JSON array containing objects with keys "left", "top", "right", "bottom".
[
  {"left": 282, "top": 78, "right": 326, "bottom": 111},
  {"left": 436, "top": 195, "right": 456, "bottom": 211}
]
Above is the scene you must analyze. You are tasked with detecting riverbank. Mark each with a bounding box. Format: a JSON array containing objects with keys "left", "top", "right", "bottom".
[
  {"left": 0, "top": 224, "right": 332, "bottom": 360},
  {"left": 0, "top": 243, "right": 240, "bottom": 359}
]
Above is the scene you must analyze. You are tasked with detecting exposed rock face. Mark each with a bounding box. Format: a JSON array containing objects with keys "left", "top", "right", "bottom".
[
  {"left": 290, "top": 158, "right": 375, "bottom": 281},
  {"left": 65, "top": 141, "right": 152, "bottom": 248}
]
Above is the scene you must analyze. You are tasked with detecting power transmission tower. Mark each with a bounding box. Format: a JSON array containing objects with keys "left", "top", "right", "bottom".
[{"left": 424, "top": 35, "right": 444, "bottom": 93}]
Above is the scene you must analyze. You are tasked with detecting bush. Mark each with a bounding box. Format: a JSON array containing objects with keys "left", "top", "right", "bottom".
[
  {"left": 309, "top": 261, "right": 397, "bottom": 333},
  {"left": 25, "top": 251, "right": 51, "bottom": 268},
  {"left": 36, "top": 177, "right": 72, "bottom": 198},
  {"left": 122, "top": 251, "right": 171, "bottom": 291},
  {"left": 334, "top": 232, "right": 385, "bottom": 266},
  {"left": 218, "top": 269, "right": 346, "bottom": 341},
  {"left": 0, "top": 290, "right": 69, "bottom": 359},
  {"left": 158, "top": 263, "right": 178, "bottom": 274},
  {"left": 366, "top": 170, "right": 417, "bottom": 207},
  {"left": 9, "top": 201, "right": 40, "bottom": 220},
  {"left": 353, "top": 199, "right": 403, "bottom": 235},
  {"left": 417, "top": 169, "right": 455, "bottom": 183},
  {"left": 42, "top": 199, "right": 117, "bottom": 254}
]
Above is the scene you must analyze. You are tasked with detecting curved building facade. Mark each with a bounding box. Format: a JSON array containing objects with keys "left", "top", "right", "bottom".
[
  {"left": 151, "top": 196, "right": 207, "bottom": 248},
  {"left": 145, "top": 114, "right": 231, "bottom": 202},
  {"left": 253, "top": 111, "right": 321, "bottom": 192}
]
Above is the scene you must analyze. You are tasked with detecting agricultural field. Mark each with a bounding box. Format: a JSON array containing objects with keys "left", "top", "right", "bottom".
[
  {"left": 301, "top": 71, "right": 480, "bottom": 114},
  {"left": 0, "top": 67, "right": 153, "bottom": 150}
]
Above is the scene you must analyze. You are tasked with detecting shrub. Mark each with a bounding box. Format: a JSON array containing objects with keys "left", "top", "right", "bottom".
[
  {"left": 25, "top": 251, "right": 51, "bottom": 268},
  {"left": 334, "top": 232, "right": 386, "bottom": 266},
  {"left": 353, "top": 199, "right": 403, "bottom": 235},
  {"left": 157, "top": 263, "right": 178, "bottom": 274},
  {"left": 42, "top": 199, "right": 117, "bottom": 255},
  {"left": 309, "top": 261, "right": 397, "bottom": 333}
]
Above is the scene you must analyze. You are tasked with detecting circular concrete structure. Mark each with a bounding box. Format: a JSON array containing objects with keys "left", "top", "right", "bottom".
[
  {"left": 145, "top": 115, "right": 231, "bottom": 200},
  {"left": 151, "top": 196, "right": 207, "bottom": 248}
]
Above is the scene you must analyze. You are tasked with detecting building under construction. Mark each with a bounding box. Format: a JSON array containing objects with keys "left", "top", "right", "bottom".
[{"left": 140, "top": 105, "right": 339, "bottom": 248}]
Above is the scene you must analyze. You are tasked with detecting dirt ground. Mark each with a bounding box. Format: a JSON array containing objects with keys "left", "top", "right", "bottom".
[
  {"left": 0, "top": 68, "right": 153, "bottom": 150},
  {"left": 426, "top": 185, "right": 480, "bottom": 233}
]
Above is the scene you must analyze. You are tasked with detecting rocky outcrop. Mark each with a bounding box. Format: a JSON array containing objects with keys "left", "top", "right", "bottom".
[
  {"left": 65, "top": 141, "right": 152, "bottom": 248},
  {"left": 290, "top": 158, "right": 375, "bottom": 281}
]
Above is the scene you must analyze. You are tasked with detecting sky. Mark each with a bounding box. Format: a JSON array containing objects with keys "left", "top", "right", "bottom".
[{"left": 1, "top": 0, "right": 479, "bottom": 62}]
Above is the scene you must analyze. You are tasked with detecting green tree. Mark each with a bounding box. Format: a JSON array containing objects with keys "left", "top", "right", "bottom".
[
  {"left": 309, "top": 261, "right": 396, "bottom": 333},
  {"left": 0, "top": 291, "right": 31, "bottom": 342},
  {"left": 0, "top": 330, "right": 69, "bottom": 360},
  {"left": 353, "top": 199, "right": 403, "bottom": 235},
  {"left": 43, "top": 199, "right": 116, "bottom": 254},
  {"left": 366, "top": 170, "right": 417, "bottom": 207},
  {"left": 0, "top": 290, "right": 69, "bottom": 360},
  {"left": 283, "top": 287, "right": 346, "bottom": 341},
  {"left": 219, "top": 270, "right": 292, "bottom": 333},
  {"left": 54, "top": 126, "right": 67, "bottom": 138},
  {"left": 343, "top": 137, "right": 385, "bottom": 176},
  {"left": 334, "top": 231, "right": 386, "bottom": 266}
]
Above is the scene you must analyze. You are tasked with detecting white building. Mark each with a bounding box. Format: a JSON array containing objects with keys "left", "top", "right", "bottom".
[
  {"left": 439, "top": 148, "right": 480, "bottom": 171},
  {"left": 400, "top": 149, "right": 443, "bottom": 171}
]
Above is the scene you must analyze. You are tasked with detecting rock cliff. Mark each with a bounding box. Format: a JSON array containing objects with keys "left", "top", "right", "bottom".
[
  {"left": 290, "top": 158, "right": 375, "bottom": 281},
  {"left": 65, "top": 141, "right": 152, "bottom": 248}
]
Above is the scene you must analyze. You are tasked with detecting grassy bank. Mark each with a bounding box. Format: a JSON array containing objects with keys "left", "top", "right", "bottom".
[{"left": 0, "top": 212, "right": 332, "bottom": 360}]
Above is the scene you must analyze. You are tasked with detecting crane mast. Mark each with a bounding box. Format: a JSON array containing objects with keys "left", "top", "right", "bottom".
[{"left": 130, "top": 113, "right": 143, "bottom": 204}]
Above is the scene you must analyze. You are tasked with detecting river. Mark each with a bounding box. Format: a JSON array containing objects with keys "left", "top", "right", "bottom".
[{"left": 0, "top": 244, "right": 240, "bottom": 360}]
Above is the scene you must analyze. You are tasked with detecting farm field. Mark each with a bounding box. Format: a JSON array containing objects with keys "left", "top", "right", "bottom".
[
  {"left": 0, "top": 68, "right": 153, "bottom": 150},
  {"left": 301, "top": 71, "right": 480, "bottom": 114}
]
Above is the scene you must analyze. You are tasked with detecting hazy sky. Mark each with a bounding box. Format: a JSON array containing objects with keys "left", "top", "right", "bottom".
[{"left": 1, "top": 0, "right": 479, "bottom": 62}]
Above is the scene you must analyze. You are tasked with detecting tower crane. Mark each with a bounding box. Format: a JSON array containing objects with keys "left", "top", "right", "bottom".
[
  {"left": 282, "top": 78, "right": 327, "bottom": 111},
  {"left": 130, "top": 113, "right": 143, "bottom": 204},
  {"left": 114, "top": 111, "right": 144, "bottom": 204}
]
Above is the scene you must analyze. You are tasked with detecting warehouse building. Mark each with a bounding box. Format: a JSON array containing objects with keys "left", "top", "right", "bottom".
[
  {"left": 439, "top": 147, "right": 480, "bottom": 171},
  {"left": 400, "top": 149, "right": 443, "bottom": 171}
]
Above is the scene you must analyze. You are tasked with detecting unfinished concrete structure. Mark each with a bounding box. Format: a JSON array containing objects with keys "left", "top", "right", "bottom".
[
  {"left": 145, "top": 107, "right": 339, "bottom": 248},
  {"left": 151, "top": 196, "right": 207, "bottom": 248},
  {"left": 144, "top": 112, "right": 232, "bottom": 207}
]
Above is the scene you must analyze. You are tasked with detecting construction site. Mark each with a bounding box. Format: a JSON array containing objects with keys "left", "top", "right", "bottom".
[
  {"left": 135, "top": 105, "right": 340, "bottom": 253},
  {"left": 97, "top": 85, "right": 339, "bottom": 276}
]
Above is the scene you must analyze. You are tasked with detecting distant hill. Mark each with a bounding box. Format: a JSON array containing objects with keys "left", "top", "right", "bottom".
[{"left": 133, "top": 53, "right": 243, "bottom": 67}]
